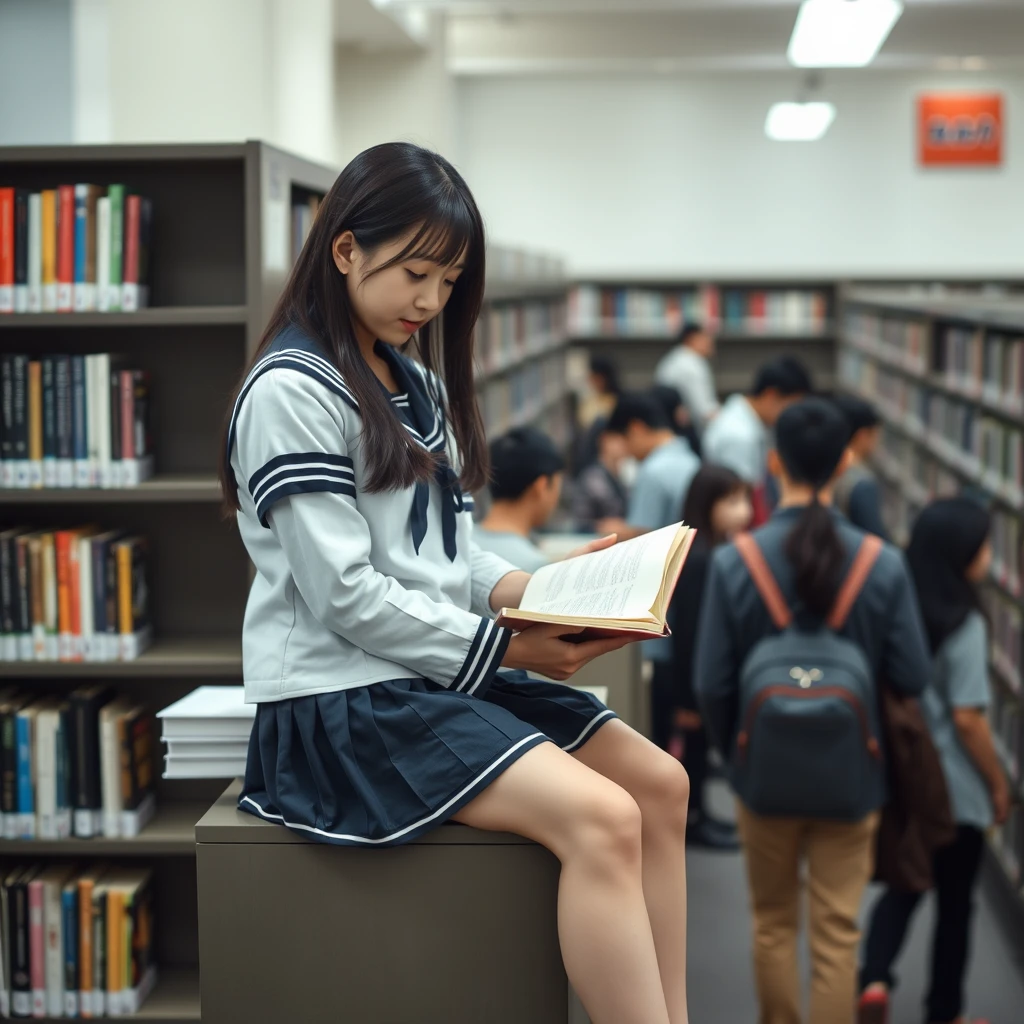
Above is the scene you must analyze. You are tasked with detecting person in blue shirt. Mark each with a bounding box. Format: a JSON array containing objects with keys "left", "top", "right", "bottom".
[
  {"left": 859, "top": 498, "right": 1010, "bottom": 1024},
  {"left": 831, "top": 393, "right": 889, "bottom": 540}
]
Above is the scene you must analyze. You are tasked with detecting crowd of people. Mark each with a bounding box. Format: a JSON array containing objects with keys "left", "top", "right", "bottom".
[{"left": 479, "top": 321, "right": 1008, "bottom": 1024}]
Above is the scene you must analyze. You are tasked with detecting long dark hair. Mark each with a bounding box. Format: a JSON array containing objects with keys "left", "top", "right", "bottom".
[
  {"left": 907, "top": 498, "right": 991, "bottom": 654},
  {"left": 683, "top": 464, "right": 747, "bottom": 546},
  {"left": 219, "top": 142, "right": 488, "bottom": 511},
  {"left": 775, "top": 398, "right": 851, "bottom": 615}
]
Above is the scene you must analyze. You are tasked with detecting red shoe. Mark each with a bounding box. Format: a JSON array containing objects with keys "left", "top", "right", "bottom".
[{"left": 858, "top": 989, "right": 889, "bottom": 1024}]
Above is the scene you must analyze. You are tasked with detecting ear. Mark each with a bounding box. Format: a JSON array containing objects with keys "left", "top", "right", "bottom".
[
  {"left": 332, "top": 231, "right": 359, "bottom": 276},
  {"left": 526, "top": 475, "right": 549, "bottom": 502},
  {"left": 767, "top": 448, "right": 783, "bottom": 478}
]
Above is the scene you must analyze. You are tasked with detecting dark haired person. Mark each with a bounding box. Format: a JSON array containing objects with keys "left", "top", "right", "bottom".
[
  {"left": 571, "top": 427, "right": 629, "bottom": 532},
  {"left": 573, "top": 355, "right": 623, "bottom": 472},
  {"left": 832, "top": 393, "right": 889, "bottom": 540},
  {"left": 666, "top": 465, "right": 753, "bottom": 850},
  {"left": 694, "top": 398, "right": 930, "bottom": 1024},
  {"left": 476, "top": 427, "right": 565, "bottom": 573},
  {"left": 649, "top": 383, "right": 702, "bottom": 458},
  {"left": 220, "top": 142, "right": 694, "bottom": 1022},
  {"left": 859, "top": 499, "right": 1008, "bottom": 1024},
  {"left": 654, "top": 322, "right": 720, "bottom": 433},
  {"left": 701, "top": 357, "right": 812, "bottom": 526}
]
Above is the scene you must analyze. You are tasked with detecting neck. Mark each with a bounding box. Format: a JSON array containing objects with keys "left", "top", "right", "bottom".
[
  {"left": 481, "top": 501, "right": 537, "bottom": 538},
  {"left": 778, "top": 483, "right": 834, "bottom": 508},
  {"left": 745, "top": 395, "right": 769, "bottom": 426},
  {"left": 354, "top": 320, "right": 395, "bottom": 388},
  {"left": 643, "top": 430, "right": 677, "bottom": 458}
]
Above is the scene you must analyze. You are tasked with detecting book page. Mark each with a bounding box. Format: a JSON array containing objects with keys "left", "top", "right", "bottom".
[{"left": 520, "top": 523, "right": 682, "bottom": 621}]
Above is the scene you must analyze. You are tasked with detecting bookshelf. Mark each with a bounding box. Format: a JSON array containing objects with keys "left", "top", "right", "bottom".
[
  {"left": 837, "top": 287, "right": 1024, "bottom": 911},
  {"left": 0, "top": 141, "right": 337, "bottom": 1022},
  {"left": 567, "top": 279, "right": 838, "bottom": 396}
]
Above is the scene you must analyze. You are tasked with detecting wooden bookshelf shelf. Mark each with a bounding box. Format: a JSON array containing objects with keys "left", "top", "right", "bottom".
[
  {"left": 26, "top": 967, "right": 201, "bottom": 1023},
  {"left": 0, "top": 307, "right": 247, "bottom": 328},
  {"left": 483, "top": 279, "right": 567, "bottom": 303},
  {"left": 570, "top": 326, "right": 833, "bottom": 344},
  {"left": 0, "top": 475, "right": 222, "bottom": 503},
  {"left": 0, "top": 636, "right": 242, "bottom": 678},
  {"left": 0, "top": 801, "right": 205, "bottom": 856}
]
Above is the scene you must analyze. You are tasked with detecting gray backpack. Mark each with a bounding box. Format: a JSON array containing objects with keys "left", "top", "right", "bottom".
[{"left": 731, "top": 533, "right": 885, "bottom": 821}]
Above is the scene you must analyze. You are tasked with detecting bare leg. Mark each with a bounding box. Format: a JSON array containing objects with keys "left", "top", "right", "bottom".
[
  {"left": 452, "top": 741, "right": 671, "bottom": 1024},
  {"left": 573, "top": 719, "right": 691, "bottom": 1024}
]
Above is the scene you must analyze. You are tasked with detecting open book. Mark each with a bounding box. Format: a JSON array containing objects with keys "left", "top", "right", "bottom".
[{"left": 496, "top": 522, "right": 696, "bottom": 640}]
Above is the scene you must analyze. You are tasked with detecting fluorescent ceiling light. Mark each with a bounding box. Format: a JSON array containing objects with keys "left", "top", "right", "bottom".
[
  {"left": 788, "top": 0, "right": 904, "bottom": 68},
  {"left": 765, "top": 102, "right": 836, "bottom": 141}
]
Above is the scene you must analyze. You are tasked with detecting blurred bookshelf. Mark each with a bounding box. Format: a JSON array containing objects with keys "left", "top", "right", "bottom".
[
  {"left": 837, "top": 287, "right": 1024, "bottom": 908},
  {"left": 0, "top": 141, "right": 337, "bottom": 1020},
  {"left": 567, "top": 279, "right": 838, "bottom": 396}
]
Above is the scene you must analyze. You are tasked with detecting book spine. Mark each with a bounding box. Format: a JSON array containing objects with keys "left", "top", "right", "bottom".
[
  {"left": 119, "top": 371, "right": 134, "bottom": 483},
  {"left": 85, "top": 355, "right": 100, "bottom": 487},
  {"left": 44, "top": 881, "right": 63, "bottom": 1018},
  {"left": 57, "top": 186, "right": 74, "bottom": 313},
  {"left": 73, "top": 185, "right": 88, "bottom": 311},
  {"left": 63, "top": 887, "right": 78, "bottom": 1018},
  {"left": 11, "top": 881, "right": 31, "bottom": 1017},
  {"left": 27, "top": 193, "right": 42, "bottom": 313},
  {"left": 0, "top": 879, "right": 8, "bottom": 1018},
  {"left": 1, "top": 355, "right": 13, "bottom": 485},
  {"left": 104, "top": 546, "right": 118, "bottom": 660},
  {"left": 69, "top": 534, "right": 84, "bottom": 662},
  {"left": 94, "top": 354, "right": 111, "bottom": 488},
  {"left": 11, "top": 355, "right": 29, "bottom": 488},
  {"left": 0, "top": 187, "right": 14, "bottom": 313},
  {"left": 105, "top": 890, "right": 121, "bottom": 1014},
  {"left": 72, "top": 695, "right": 102, "bottom": 838},
  {"left": 137, "top": 198, "right": 152, "bottom": 309},
  {"left": 13, "top": 189, "right": 28, "bottom": 314},
  {"left": 96, "top": 196, "right": 111, "bottom": 312},
  {"left": 27, "top": 361, "right": 42, "bottom": 488},
  {"left": 41, "top": 356, "right": 57, "bottom": 487},
  {"left": 106, "top": 185, "right": 124, "bottom": 312},
  {"left": 14, "top": 536, "right": 32, "bottom": 661},
  {"left": 121, "top": 197, "right": 140, "bottom": 312},
  {"left": 42, "top": 533, "right": 58, "bottom": 661},
  {"left": 80, "top": 536, "right": 95, "bottom": 662},
  {"left": 35, "top": 713, "right": 56, "bottom": 839},
  {"left": 100, "top": 710, "right": 121, "bottom": 838},
  {"left": 109, "top": 370, "right": 122, "bottom": 488},
  {"left": 92, "top": 537, "right": 107, "bottom": 662},
  {"left": 28, "top": 880, "right": 44, "bottom": 1017},
  {"left": 28, "top": 537, "right": 44, "bottom": 661},
  {"left": 71, "top": 356, "right": 89, "bottom": 487},
  {"left": 55, "top": 532, "right": 73, "bottom": 661},
  {"left": 41, "top": 190, "right": 57, "bottom": 312},
  {"left": 1, "top": 709, "right": 17, "bottom": 836},
  {"left": 54, "top": 355, "right": 73, "bottom": 487},
  {"left": 92, "top": 891, "right": 105, "bottom": 1018},
  {"left": 58, "top": 704, "right": 74, "bottom": 837},
  {"left": 0, "top": 532, "right": 13, "bottom": 660},
  {"left": 15, "top": 712, "right": 34, "bottom": 838},
  {"left": 78, "top": 880, "right": 93, "bottom": 1019}
]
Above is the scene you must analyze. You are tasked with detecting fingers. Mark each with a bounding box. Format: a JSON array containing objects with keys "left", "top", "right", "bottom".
[
  {"left": 571, "top": 635, "right": 634, "bottom": 660},
  {"left": 587, "top": 533, "right": 618, "bottom": 552}
]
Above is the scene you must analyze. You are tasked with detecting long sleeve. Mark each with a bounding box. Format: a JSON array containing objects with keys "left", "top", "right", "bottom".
[
  {"left": 880, "top": 552, "right": 930, "bottom": 698},
  {"left": 468, "top": 537, "right": 519, "bottom": 617},
  {"left": 238, "top": 369, "right": 511, "bottom": 696},
  {"left": 847, "top": 478, "right": 889, "bottom": 541},
  {"left": 693, "top": 550, "right": 742, "bottom": 754}
]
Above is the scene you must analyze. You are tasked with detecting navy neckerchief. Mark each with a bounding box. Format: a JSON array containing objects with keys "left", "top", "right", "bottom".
[{"left": 374, "top": 342, "right": 464, "bottom": 562}]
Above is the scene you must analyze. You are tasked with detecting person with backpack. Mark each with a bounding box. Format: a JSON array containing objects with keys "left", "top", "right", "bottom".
[
  {"left": 694, "top": 397, "right": 931, "bottom": 1024},
  {"left": 858, "top": 498, "right": 1010, "bottom": 1024}
]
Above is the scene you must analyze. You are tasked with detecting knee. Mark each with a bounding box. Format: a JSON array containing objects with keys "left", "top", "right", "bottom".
[
  {"left": 638, "top": 750, "right": 691, "bottom": 836},
  {"left": 569, "top": 784, "right": 644, "bottom": 875}
]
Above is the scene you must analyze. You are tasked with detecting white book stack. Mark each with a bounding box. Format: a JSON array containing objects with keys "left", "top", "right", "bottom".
[{"left": 157, "top": 686, "right": 254, "bottom": 779}]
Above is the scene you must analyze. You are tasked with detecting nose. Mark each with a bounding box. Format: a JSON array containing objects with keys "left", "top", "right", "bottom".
[{"left": 414, "top": 281, "right": 443, "bottom": 313}]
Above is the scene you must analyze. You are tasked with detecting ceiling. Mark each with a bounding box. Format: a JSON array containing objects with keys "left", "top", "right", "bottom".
[{"left": 367, "top": 0, "right": 1024, "bottom": 74}]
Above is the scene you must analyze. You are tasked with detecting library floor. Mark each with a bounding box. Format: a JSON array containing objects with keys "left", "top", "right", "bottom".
[{"left": 687, "top": 783, "right": 1024, "bottom": 1023}]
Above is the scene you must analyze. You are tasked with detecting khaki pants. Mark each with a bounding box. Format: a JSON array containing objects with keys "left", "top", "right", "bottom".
[{"left": 736, "top": 805, "right": 880, "bottom": 1024}]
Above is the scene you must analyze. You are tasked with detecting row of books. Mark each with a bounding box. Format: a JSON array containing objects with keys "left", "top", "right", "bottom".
[
  {"left": 992, "top": 681, "right": 1023, "bottom": 794},
  {"left": 568, "top": 284, "right": 830, "bottom": 336},
  {"left": 986, "top": 590, "right": 1022, "bottom": 696},
  {"left": 0, "top": 864, "right": 155, "bottom": 1018},
  {"left": 157, "top": 686, "right": 253, "bottom": 780},
  {"left": 474, "top": 300, "right": 567, "bottom": 377},
  {"left": 290, "top": 194, "right": 322, "bottom": 264},
  {"left": 0, "top": 354, "right": 153, "bottom": 490},
  {"left": 0, "top": 686, "right": 155, "bottom": 842},
  {"left": 0, "top": 186, "right": 151, "bottom": 315},
  {"left": 845, "top": 308, "right": 1024, "bottom": 416},
  {"left": 0, "top": 528, "right": 151, "bottom": 664},
  {"left": 479, "top": 351, "right": 566, "bottom": 439}
]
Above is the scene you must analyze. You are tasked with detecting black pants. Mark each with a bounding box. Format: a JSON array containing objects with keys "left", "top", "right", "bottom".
[
  {"left": 860, "top": 825, "right": 985, "bottom": 1022},
  {"left": 651, "top": 660, "right": 708, "bottom": 819}
]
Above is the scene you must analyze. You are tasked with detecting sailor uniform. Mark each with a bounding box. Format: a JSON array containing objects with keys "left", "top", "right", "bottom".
[{"left": 229, "top": 325, "right": 614, "bottom": 845}]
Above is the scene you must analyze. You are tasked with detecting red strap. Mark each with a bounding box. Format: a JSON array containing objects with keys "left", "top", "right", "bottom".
[
  {"left": 828, "top": 534, "right": 884, "bottom": 631},
  {"left": 734, "top": 533, "right": 792, "bottom": 630}
]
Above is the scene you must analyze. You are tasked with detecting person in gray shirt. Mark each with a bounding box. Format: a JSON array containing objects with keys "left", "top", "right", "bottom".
[
  {"left": 860, "top": 498, "right": 1009, "bottom": 1024},
  {"left": 475, "top": 426, "right": 565, "bottom": 574},
  {"left": 831, "top": 393, "right": 888, "bottom": 541}
]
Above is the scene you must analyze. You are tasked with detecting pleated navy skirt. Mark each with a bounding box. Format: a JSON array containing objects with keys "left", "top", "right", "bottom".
[{"left": 237, "top": 670, "right": 616, "bottom": 847}]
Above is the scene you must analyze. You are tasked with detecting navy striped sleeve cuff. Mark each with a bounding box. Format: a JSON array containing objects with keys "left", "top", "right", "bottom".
[
  {"left": 249, "top": 452, "right": 357, "bottom": 527},
  {"left": 450, "top": 618, "right": 513, "bottom": 697}
]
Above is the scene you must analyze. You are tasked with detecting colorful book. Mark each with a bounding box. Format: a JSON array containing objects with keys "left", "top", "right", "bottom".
[
  {"left": 121, "top": 196, "right": 151, "bottom": 312},
  {"left": 27, "top": 359, "right": 43, "bottom": 488},
  {"left": 96, "top": 195, "right": 112, "bottom": 312},
  {"left": 41, "top": 189, "right": 57, "bottom": 312},
  {"left": 57, "top": 185, "right": 75, "bottom": 312},
  {"left": 62, "top": 879, "right": 79, "bottom": 1017},
  {"left": 106, "top": 185, "right": 125, "bottom": 312},
  {"left": 0, "top": 187, "right": 14, "bottom": 313},
  {"left": 27, "top": 192, "right": 42, "bottom": 313},
  {"left": 74, "top": 184, "right": 103, "bottom": 312},
  {"left": 115, "top": 537, "right": 151, "bottom": 659}
]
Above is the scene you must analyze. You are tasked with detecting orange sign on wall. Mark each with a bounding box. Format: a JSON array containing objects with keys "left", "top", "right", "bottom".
[{"left": 918, "top": 93, "right": 1003, "bottom": 166}]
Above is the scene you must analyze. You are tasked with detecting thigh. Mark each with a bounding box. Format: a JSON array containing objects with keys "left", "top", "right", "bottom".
[
  {"left": 736, "top": 805, "right": 803, "bottom": 914},
  {"left": 805, "top": 814, "right": 879, "bottom": 925},
  {"left": 451, "top": 739, "right": 636, "bottom": 860},
  {"left": 934, "top": 826, "right": 985, "bottom": 905}
]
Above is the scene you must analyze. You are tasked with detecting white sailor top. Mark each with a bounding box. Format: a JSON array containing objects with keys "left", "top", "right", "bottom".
[{"left": 227, "top": 325, "right": 517, "bottom": 704}]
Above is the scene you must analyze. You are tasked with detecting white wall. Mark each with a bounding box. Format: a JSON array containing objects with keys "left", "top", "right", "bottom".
[
  {"left": 456, "top": 72, "right": 1024, "bottom": 278},
  {"left": 0, "top": 0, "right": 73, "bottom": 144}
]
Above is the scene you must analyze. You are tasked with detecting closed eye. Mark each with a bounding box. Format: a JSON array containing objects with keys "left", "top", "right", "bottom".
[{"left": 405, "top": 269, "right": 427, "bottom": 282}]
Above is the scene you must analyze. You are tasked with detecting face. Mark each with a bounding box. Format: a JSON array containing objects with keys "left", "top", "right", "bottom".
[
  {"left": 623, "top": 422, "right": 652, "bottom": 461},
  {"left": 711, "top": 488, "right": 754, "bottom": 541},
  {"left": 691, "top": 330, "right": 715, "bottom": 358},
  {"left": 966, "top": 538, "right": 993, "bottom": 582},
  {"left": 599, "top": 430, "right": 629, "bottom": 471},
  {"left": 855, "top": 425, "right": 881, "bottom": 459},
  {"left": 761, "top": 390, "right": 805, "bottom": 427},
  {"left": 531, "top": 472, "right": 564, "bottom": 526},
  {"left": 332, "top": 228, "right": 465, "bottom": 348}
]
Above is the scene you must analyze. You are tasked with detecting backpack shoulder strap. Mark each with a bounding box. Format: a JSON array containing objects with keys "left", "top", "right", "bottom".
[
  {"left": 828, "top": 534, "right": 884, "bottom": 631},
  {"left": 734, "top": 532, "right": 792, "bottom": 630}
]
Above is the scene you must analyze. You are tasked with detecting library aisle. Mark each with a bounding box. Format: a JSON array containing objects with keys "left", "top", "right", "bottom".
[{"left": 687, "top": 785, "right": 1024, "bottom": 1023}]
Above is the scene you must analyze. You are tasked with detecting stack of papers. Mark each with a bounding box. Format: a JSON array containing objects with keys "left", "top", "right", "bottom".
[{"left": 156, "top": 686, "right": 254, "bottom": 779}]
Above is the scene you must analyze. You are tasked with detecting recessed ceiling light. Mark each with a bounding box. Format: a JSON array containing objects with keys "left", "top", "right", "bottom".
[
  {"left": 765, "top": 101, "right": 837, "bottom": 141},
  {"left": 789, "top": 0, "right": 904, "bottom": 69}
]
